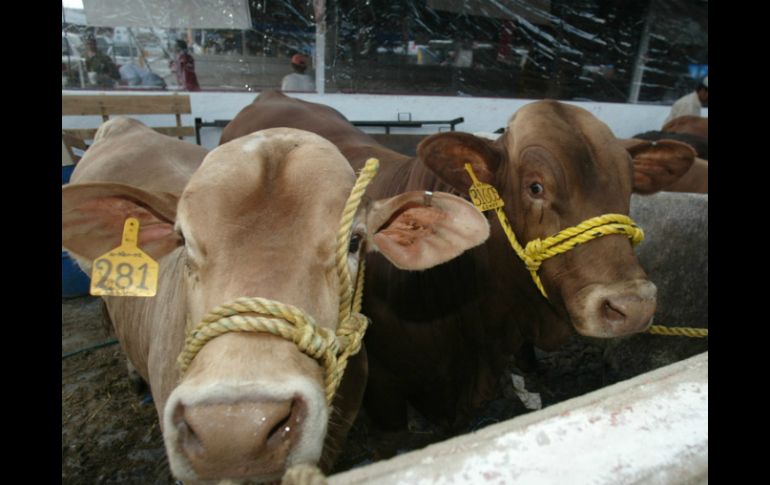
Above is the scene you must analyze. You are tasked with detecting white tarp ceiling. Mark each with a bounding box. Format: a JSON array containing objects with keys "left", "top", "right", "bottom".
[{"left": 82, "top": 0, "right": 252, "bottom": 29}]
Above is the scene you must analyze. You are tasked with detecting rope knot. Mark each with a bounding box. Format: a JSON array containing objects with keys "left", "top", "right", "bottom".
[
  {"left": 296, "top": 324, "right": 331, "bottom": 359},
  {"left": 525, "top": 238, "right": 543, "bottom": 256},
  {"left": 338, "top": 313, "right": 368, "bottom": 353},
  {"left": 523, "top": 239, "right": 544, "bottom": 272},
  {"left": 337, "top": 313, "right": 367, "bottom": 336}
]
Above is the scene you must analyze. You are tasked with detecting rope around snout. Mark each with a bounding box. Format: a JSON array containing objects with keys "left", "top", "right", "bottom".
[
  {"left": 176, "top": 297, "right": 360, "bottom": 403},
  {"left": 497, "top": 210, "right": 644, "bottom": 299},
  {"left": 647, "top": 325, "right": 708, "bottom": 337}
]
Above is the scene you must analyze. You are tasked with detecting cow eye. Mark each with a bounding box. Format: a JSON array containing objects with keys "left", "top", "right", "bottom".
[
  {"left": 349, "top": 233, "right": 363, "bottom": 253},
  {"left": 529, "top": 182, "right": 544, "bottom": 196}
]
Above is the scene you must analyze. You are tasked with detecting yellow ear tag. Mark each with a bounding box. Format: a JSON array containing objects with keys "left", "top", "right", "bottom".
[
  {"left": 90, "top": 217, "right": 159, "bottom": 297},
  {"left": 465, "top": 163, "right": 504, "bottom": 212}
]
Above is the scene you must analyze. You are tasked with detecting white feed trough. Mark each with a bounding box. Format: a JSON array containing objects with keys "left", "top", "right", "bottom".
[{"left": 330, "top": 352, "right": 708, "bottom": 484}]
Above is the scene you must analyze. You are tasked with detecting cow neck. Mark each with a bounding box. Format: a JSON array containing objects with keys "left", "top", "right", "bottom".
[
  {"left": 176, "top": 159, "right": 380, "bottom": 406},
  {"left": 464, "top": 164, "right": 644, "bottom": 299}
]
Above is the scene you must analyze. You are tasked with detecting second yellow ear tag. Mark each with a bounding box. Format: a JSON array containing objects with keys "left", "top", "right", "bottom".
[
  {"left": 90, "top": 217, "right": 159, "bottom": 297},
  {"left": 465, "top": 163, "right": 504, "bottom": 212}
]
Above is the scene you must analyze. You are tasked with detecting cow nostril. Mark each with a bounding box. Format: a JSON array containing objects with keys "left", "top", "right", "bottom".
[
  {"left": 177, "top": 408, "right": 205, "bottom": 456},
  {"left": 602, "top": 299, "right": 627, "bottom": 324},
  {"left": 267, "top": 411, "right": 292, "bottom": 442},
  {"left": 266, "top": 398, "right": 303, "bottom": 448}
]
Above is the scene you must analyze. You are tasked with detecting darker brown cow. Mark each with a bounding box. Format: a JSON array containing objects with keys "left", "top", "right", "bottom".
[
  {"left": 220, "top": 91, "right": 694, "bottom": 430},
  {"left": 62, "top": 118, "right": 489, "bottom": 482}
]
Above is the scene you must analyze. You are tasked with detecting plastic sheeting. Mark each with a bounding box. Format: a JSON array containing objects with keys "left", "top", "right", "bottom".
[
  {"left": 82, "top": 0, "right": 252, "bottom": 29},
  {"left": 62, "top": 0, "right": 707, "bottom": 103}
]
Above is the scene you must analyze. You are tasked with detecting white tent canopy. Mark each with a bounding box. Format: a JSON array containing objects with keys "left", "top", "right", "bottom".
[{"left": 81, "top": 0, "right": 252, "bottom": 29}]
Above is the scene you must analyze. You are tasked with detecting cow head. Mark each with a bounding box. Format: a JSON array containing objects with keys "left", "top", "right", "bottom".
[
  {"left": 418, "top": 100, "right": 693, "bottom": 346},
  {"left": 62, "top": 128, "right": 489, "bottom": 483}
]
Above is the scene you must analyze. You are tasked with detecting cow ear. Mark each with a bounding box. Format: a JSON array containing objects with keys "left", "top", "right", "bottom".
[
  {"left": 418, "top": 132, "right": 503, "bottom": 195},
  {"left": 62, "top": 182, "right": 182, "bottom": 264},
  {"left": 365, "top": 190, "right": 490, "bottom": 270},
  {"left": 621, "top": 138, "right": 696, "bottom": 194}
]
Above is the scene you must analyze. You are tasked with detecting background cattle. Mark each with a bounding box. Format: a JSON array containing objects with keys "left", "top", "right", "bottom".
[
  {"left": 631, "top": 130, "right": 708, "bottom": 160},
  {"left": 219, "top": 92, "right": 696, "bottom": 432},
  {"left": 621, "top": 138, "right": 707, "bottom": 194},
  {"left": 662, "top": 115, "right": 708, "bottom": 140},
  {"left": 630, "top": 114, "right": 708, "bottom": 194},
  {"left": 62, "top": 118, "right": 489, "bottom": 482}
]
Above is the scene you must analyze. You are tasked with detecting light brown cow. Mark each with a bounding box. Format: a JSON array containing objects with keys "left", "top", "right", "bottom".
[
  {"left": 219, "top": 92, "right": 696, "bottom": 430},
  {"left": 62, "top": 118, "right": 489, "bottom": 482}
]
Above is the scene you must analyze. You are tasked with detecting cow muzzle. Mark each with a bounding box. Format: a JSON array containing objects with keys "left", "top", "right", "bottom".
[
  {"left": 567, "top": 279, "right": 657, "bottom": 337},
  {"left": 163, "top": 358, "right": 328, "bottom": 484},
  {"left": 174, "top": 397, "right": 305, "bottom": 480}
]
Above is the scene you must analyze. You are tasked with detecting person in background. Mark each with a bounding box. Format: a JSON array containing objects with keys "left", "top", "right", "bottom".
[
  {"left": 281, "top": 54, "right": 316, "bottom": 92},
  {"left": 170, "top": 39, "right": 201, "bottom": 91},
  {"left": 119, "top": 62, "right": 167, "bottom": 89},
  {"left": 84, "top": 37, "right": 119, "bottom": 88},
  {"left": 664, "top": 76, "right": 708, "bottom": 125}
]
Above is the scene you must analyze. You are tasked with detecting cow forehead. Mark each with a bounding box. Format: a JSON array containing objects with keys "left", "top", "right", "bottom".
[
  {"left": 509, "top": 101, "right": 608, "bottom": 138},
  {"left": 505, "top": 101, "right": 625, "bottom": 162},
  {"left": 178, "top": 128, "right": 356, "bottom": 240},
  {"left": 186, "top": 128, "right": 354, "bottom": 198}
]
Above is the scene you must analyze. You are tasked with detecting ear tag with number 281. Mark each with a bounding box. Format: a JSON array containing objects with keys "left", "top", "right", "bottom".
[{"left": 90, "top": 217, "right": 159, "bottom": 297}]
